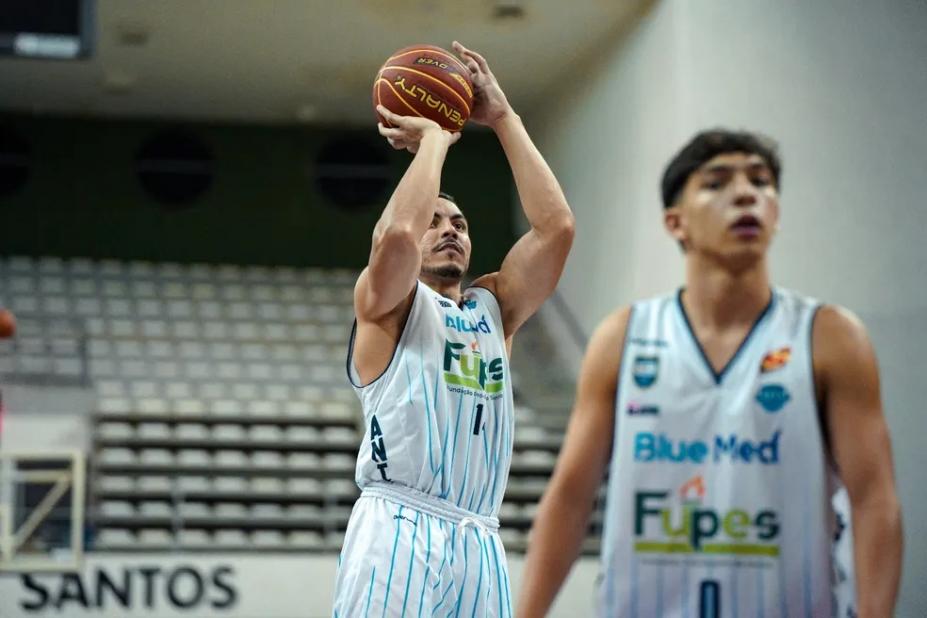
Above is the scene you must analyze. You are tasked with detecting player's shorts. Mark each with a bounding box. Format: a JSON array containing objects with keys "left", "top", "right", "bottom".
[{"left": 332, "top": 482, "right": 513, "bottom": 618}]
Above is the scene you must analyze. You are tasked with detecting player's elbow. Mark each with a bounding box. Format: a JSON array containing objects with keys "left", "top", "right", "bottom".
[{"left": 373, "top": 223, "right": 419, "bottom": 256}]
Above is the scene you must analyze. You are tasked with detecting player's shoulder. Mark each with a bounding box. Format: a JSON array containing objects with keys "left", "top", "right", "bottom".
[{"left": 812, "top": 303, "right": 871, "bottom": 351}]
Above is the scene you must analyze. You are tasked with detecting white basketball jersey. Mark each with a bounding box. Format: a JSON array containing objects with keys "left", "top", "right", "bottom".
[
  {"left": 598, "top": 288, "right": 855, "bottom": 617},
  {"left": 347, "top": 280, "right": 514, "bottom": 518}
]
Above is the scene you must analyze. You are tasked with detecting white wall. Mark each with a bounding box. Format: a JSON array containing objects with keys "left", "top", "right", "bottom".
[{"left": 530, "top": 1, "right": 927, "bottom": 615}]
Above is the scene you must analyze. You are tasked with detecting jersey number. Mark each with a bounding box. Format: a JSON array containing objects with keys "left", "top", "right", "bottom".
[{"left": 473, "top": 404, "right": 484, "bottom": 435}]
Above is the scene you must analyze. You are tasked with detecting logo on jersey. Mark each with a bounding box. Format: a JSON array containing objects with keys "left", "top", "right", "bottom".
[
  {"left": 633, "top": 430, "right": 781, "bottom": 465},
  {"left": 632, "top": 355, "right": 659, "bottom": 388},
  {"left": 443, "top": 339, "right": 504, "bottom": 394},
  {"left": 369, "top": 414, "right": 391, "bottom": 482},
  {"left": 436, "top": 298, "right": 454, "bottom": 309},
  {"left": 634, "top": 475, "right": 781, "bottom": 556},
  {"left": 629, "top": 337, "right": 669, "bottom": 348},
  {"left": 756, "top": 384, "right": 791, "bottom": 412},
  {"left": 627, "top": 401, "right": 660, "bottom": 416},
  {"left": 462, "top": 298, "right": 477, "bottom": 310},
  {"left": 760, "top": 346, "right": 791, "bottom": 373},
  {"left": 445, "top": 314, "right": 492, "bottom": 334}
]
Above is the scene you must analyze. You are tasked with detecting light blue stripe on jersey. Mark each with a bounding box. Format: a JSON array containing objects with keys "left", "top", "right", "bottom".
[
  {"left": 457, "top": 398, "right": 479, "bottom": 507},
  {"left": 419, "top": 346, "right": 436, "bottom": 475},
  {"left": 364, "top": 567, "right": 377, "bottom": 618},
  {"left": 756, "top": 568, "right": 764, "bottom": 618},
  {"left": 489, "top": 534, "right": 506, "bottom": 617},
  {"left": 473, "top": 432, "right": 491, "bottom": 513},
  {"left": 802, "top": 489, "right": 812, "bottom": 617},
  {"left": 400, "top": 511, "right": 422, "bottom": 616},
  {"left": 442, "top": 395, "right": 465, "bottom": 500},
  {"left": 470, "top": 533, "right": 486, "bottom": 618},
  {"left": 380, "top": 506, "right": 404, "bottom": 617},
  {"left": 417, "top": 518, "right": 433, "bottom": 618},
  {"left": 453, "top": 531, "right": 471, "bottom": 617}
]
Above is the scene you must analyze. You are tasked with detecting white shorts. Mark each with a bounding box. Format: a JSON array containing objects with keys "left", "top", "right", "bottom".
[{"left": 332, "top": 482, "right": 513, "bottom": 618}]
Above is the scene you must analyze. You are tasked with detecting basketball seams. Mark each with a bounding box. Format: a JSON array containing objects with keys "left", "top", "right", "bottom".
[
  {"left": 380, "top": 65, "right": 471, "bottom": 115},
  {"left": 378, "top": 78, "right": 429, "bottom": 121}
]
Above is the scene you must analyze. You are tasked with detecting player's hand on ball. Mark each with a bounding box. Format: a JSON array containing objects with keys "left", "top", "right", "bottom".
[
  {"left": 376, "top": 105, "right": 461, "bottom": 154},
  {"left": 452, "top": 41, "right": 512, "bottom": 128}
]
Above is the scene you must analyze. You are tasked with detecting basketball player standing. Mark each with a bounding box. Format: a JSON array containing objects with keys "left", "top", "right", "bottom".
[
  {"left": 332, "top": 42, "right": 575, "bottom": 617},
  {"left": 518, "top": 131, "right": 902, "bottom": 617}
]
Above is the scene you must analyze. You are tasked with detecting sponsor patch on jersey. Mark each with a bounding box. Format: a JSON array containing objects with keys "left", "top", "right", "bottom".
[
  {"left": 462, "top": 298, "right": 477, "bottom": 310},
  {"left": 627, "top": 402, "right": 660, "bottom": 416},
  {"left": 632, "top": 355, "right": 659, "bottom": 388},
  {"left": 755, "top": 384, "right": 791, "bottom": 412},
  {"left": 760, "top": 346, "right": 791, "bottom": 373},
  {"left": 633, "top": 476, "right": 781, "bottom": 556},
  {"left": 633, "top": 430, "right": 781, "bottom": 464},
  {"left": 445, "top": 314, "right": 491, "bottom": 334},
  {"left": 436, "top": 298, "right": 454, "bottom": 308}
]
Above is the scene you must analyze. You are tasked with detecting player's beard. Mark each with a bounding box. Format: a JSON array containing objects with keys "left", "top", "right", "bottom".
[{"left": 422, "top": 263, "right": 464, "bottom": 281}]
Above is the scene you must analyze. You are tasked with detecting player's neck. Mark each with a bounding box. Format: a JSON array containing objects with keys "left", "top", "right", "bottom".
[
  {"left": 420, "top": 275, "right": 463, "bottom": 304},
  {"left": 682, "top": 255, "right": 771, "bottom": 330}
]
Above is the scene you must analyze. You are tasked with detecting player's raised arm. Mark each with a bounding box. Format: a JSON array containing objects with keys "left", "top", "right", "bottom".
[
  {"left": 453, "top": 41, "right": 576, "bottom": 339},
  {"left": 354, "top": 107, "right": 460, "bottom": 322}
]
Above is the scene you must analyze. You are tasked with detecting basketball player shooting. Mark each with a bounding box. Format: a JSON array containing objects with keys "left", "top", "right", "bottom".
[
  {"left": 517, "top": 131, "right": 903, "bottom": 617},
  {"left": 332, "top": 41, "right": 575, "bottom": 617}
]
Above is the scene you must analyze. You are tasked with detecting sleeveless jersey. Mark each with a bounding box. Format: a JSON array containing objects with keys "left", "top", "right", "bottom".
[
  {"left": 347, "top": 280, "right": 514, "bottom": 518},
  {"left": 598, "top": 288, "right": 853, "bottom": 617}
]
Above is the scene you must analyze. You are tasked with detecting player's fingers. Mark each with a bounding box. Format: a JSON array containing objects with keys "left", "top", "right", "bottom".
[
  {"left": 376, "top": 105, "right": 406, "bottom": 126},
  {"left": 447, "top": 131, "right": 462, "bottom": 145},
  {"left": 378, "top": 124, "right": 406, "bottom": 140},
  {"left": 386, "top": 137, "right": 409, "bottom": 150},
  {"left": 453, "top": 41, "right": 490, "bottom": 73}
]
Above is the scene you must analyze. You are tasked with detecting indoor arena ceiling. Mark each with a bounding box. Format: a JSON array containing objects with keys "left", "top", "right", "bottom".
[{"left": 0, "top": 0, "right": 649, "bottom": 126}]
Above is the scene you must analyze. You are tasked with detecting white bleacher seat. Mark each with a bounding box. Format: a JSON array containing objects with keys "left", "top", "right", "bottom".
[
  {"left": 216, "top": 362, "right": 242, "bottom": 380},
  {"left": 322, "top": 454, "right": 354, "bottom": 471},
  {"left": 228, "top": 302, "right": 252, "bottom": 319},
  {"left": 257, "top": 302, "right": 282, "bottom": 320},
  {"left": 517, "top": 450, "right": 557, "bottom": 467},
  {"left": 137, "top": 299, "right": 163, "bottom": 317},
  {"left": 139, "top": 502, "right": 173, "bottom": 517},
  {"left": 316, "top": 305, "right": 339, "bottom": 322},
  {"left": 522, "top": 504, "right": 540, "bottom": 519},
  {"left": 321, "top": 402, "right": 353, "bottom": 421},
  {"left": 280, "top": 364, "right": 303, "bottom": 382},
  {"left": 132, "top": 281, "right": 157, "bottom": 298},
  {"left": 252, "top": 452, "right": 283, "bottom": 468},
  {"left": 86, "top": 317, "right": 106, "bottom": 336},
  {"left": 177, "top": 476, "right": 211, "bottom": 492},
  {"left": 121, "top": 360, "right": 149, "bottom": 378},
  {"left": 308, "top": 365, "right": 335, "bottom": 383},
  {"left": 138, "top": 529, "right": 174, "bottom": 547},
  {"left": 179, "top": 342, "right": 206, "bottom": 359},
  {"left": 213, "top": 425, "right": 246, "bottom": 441},
  {"left": 246, "top": 363, "right": 273, "bottom": 380},
  {"left": 141, "top": 320, "right": 169, "bottom": 338},
  {"left": 8, "top": 275, "right": 34, "bottom": 293},
  {"left": 96, "top": 529, "right": 135, "bottom": 547},
  {"left": 214, "top": 477, "right": 249, "bottom": 492},
  {"left": 116, "top": 341, "right": 144, "bottom": 359},
  {"left": 323, "top": 506, "right": 353, "bottom": 521},
  {"left": 252, "top": 531, "right": 286, "bottom": 548},
  {"left": 514, "top": 425, "right": 547, "bottom": 441},
  {"left": 191, "top": 282, "right": 217, "bottom": 299},
  {"left": 138, "top": 397, "right": 169, "bottom": 415},
  {"left": 167, "top": 300, "right": 194, "bottom": 318},
  {"left": 127, "top": 260, "right": 153, "bottom": 276},
  {"left": 287, "top": 304, "right": 312, "bottom": 322},
  {"left": 263, "top": 324, "right": 288, "bottom": 340},
  {"left": 99, "top": 476, "right": 134, "bottom": 492},
  {"left": 75, "top": 297, "right": 102, "bottom": 316},
  {"left": 499, "top": 528, "right": 523, "bottom": 547},
  {"left": 91, "top": 360, "right": 118, "bottom": 379},
  {"left": 98, "top": 423, "right": 133, "bottom": 440},
  {"left": 322, "top": 427, "right": 354, "bottom": 442},
  {"left": 104, "top": 298, "right": 131, "bottom": 317},
  {"left": 176, "top": 399, "right": 206, "bottom": 416},
  {"left": 287, "top": 505, "right": 323, "bottom": 518},
  {"left": 101, "top": 501, "right": 134, "bottom": 517},
  {"left": 233, "top": 322, "right": 260, "bottom": 341},
  {"left": 250, "top": 425, "right": 281, "bottom": 442},
  {"left": 240, "top": 343, "right": 267, "bottom": 360},
  {"left": 326, "top": 531, "right": 346, "bottom": 550},
  {"left": 270, "top": 345, "right": 298, "bottom": 362},
  {"left": 130, "top": 380, "right": 159, "bottom": 397},
  {"left": 287, "top": 453, "right": 321, "bottom": 468},
  {"left": 215, "top": 451, "right": 249, "bottom": 467},
  {"left": 286, "top": 427, "right": 320, "bottom": 442},
  {"left": 88, "top": 341, "right": 113, "bottom": 358},
  {"left": 498, "top": 503, "right": 521, "bottom": 519},
  {"left": 287, "top": 479, "right": 323, "bottom": 494},
  {"left": 296, "top": 385, "right": 323, "bottom": 401},
  {"left": 68, "top": 258, "right": 94, "bottom": 274},
  {"left": 178, "top": 503, "right": 213, "bottom": 518},
  {"left": 252, "top": 504, "right": 283, "bottom": 518},
  {"left": 178, "top": 530, "right": 212, "bottom": 546},
  {"left": 303, "top": 344, "right": 328, "bottom": 362},
  {"left": 140, "top": 449, "right": 174, "bottom": 465},
  {"left": 11, "top": 295, "right": 38, "bottom": 313},
  {"left": 147, "top": 340, "right": 174, "bottom": 358},
  {"left": 153, "top": 361, "right": 180, "bottom": 378},
  {"left": 292, "top": 325, "right": 318, "bottom": 342},
  {"left": 198, "top": 382, "right": 223, "bottom": 399},
  {"left": 211, "top": 400, "right": 243, "bottom": 415},
  {"left": 290, "top": 532, "right": 325, "bottom": 549},
  {"left": 165, "top": 381, "right": 194, "bottom": 399},
  {"left": 284, "top": 401, "right": 311, "bottom": 417},
  {"left": 214, "top": 530, "right": 249, "bottom": 548},
  {"left": 177, "top": 449, "right": 211, "bottom": 466},
  {"left": 231, "top": 382, "right": 258, "bottom": 399},
  {"left": 39, "top": 277, "right": 66, "bottom": 294},
  {"left": 101, "top": 281, "right": 128, "bottom": 297},
  {"left": 325, "top": 480, "right": 357, "bottom": 497},
  {"left": 209, "top": 342, "right": 235, "bottom": 359},
  {"left": 173, "top": 321, "right": 200, "bottom": 338},
  {"left": 162, "top": 282, "right": 188, "bottom": 299},
  {"left": 137, "top": 476, "right": 172, "bottom": 492},
  {"left": 100, "top": 448, "right": 135, "bottom": 465},
  {"left": 248, "top": 400, "right": 279, "bottom": 417},
  {"left": 158, "top": 262, "right": 184, "bottom": 278},
  {"left": 251, "top": 478, "right": 286, "bottom": 494},
  {"left": 175, "top": 424, "right": 209, "bottom": 440},
  {"left": 215, "top": 503, "right": 249, "bottom": 518},
  {"left": 198, "top": 300, "right": 222, "bottom": 319}
]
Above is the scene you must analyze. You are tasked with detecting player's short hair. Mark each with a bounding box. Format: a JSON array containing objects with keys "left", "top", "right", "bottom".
[
  {"left": 438, "top": 191, "right": 456, "bottom": 204},
  {"left": 660, "top": 130, "right": 782, "bottom": 208}
]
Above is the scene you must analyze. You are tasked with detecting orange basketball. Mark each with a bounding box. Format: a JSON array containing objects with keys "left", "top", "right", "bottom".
[
  {"left": 373, "top": 45, "right": 473, "bottom": 132},
  {"left": 0, "top": 309, "right": 15, "bottom": 339}
]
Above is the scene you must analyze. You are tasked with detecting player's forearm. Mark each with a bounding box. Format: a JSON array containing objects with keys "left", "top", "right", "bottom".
[
  {"left": 491, "top": 113, "right": 574, "bottom": 239},
  {"left": 517, "top": 489, "right": 593, "bottom": 617},
  {"left": 374, "top": 130, "right": 452, "bottom": 243},
  {"left": 852, "top": 495, "right": 903, "bottom": 617}
]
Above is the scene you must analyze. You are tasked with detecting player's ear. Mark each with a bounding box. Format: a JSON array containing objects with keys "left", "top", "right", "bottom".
[{"left": 664, "top": 205, "right": 686, "bottom": 245}]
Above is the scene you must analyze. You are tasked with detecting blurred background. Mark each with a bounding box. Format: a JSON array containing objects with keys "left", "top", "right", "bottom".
[{"left": 0, "top": 1, "right": 925, "bottom": 616}]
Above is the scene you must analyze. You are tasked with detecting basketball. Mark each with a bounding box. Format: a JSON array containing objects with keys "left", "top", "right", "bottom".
[
  {"left": 0, "top": 309, "right": 15, "bottom": 339},
  {"left": 373, "top": 45, "right": 473, "bottom": 132}
]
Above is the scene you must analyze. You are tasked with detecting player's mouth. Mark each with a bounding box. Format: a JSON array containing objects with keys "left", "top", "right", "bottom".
[
  {"left": 435, "top": 241, "right": 463, "bottom": 255},
  {"left": 730, "top": 214, "right": 763, "bottom": 238}
]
